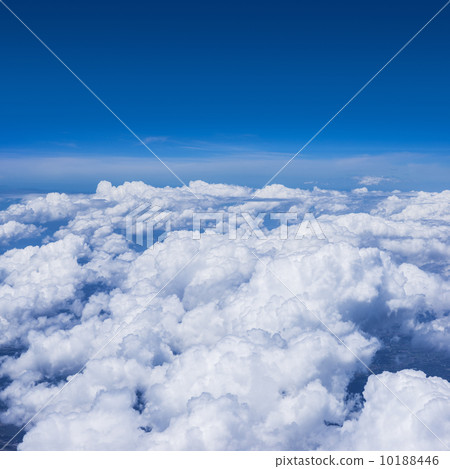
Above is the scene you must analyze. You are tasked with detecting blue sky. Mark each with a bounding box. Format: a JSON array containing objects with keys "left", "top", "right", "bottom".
[{"left": 0, "top": 0, "right": 449, "bottom": 192}]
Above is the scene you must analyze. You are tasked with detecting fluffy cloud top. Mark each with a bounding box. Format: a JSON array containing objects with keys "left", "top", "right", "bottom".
[
  {"left": 0, "top": 221, "right": 42, "bottom": 244},
  {"left": 0, "top": 181, "right": 449, "bottom": 450}
]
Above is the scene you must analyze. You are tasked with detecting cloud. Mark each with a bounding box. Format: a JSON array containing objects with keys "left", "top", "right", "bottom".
[
  {"left": 0, "top": 234, "right": 89, "bottom": 345},
  {"left": 0, "top": 181, "right": 449, "bottom": 450},
  {"left": 0, "top": 192, "right": 97, "bottom": 224},
  {"left": 356, "top": 176, "right": 394, "bottom": 186},
  {"left": 0, "top": 152, "right": 449, "bottom": 193},
  {"left": 326, "top": 370, "right": 450, "bottom": 450},
  {"left": 0, "top": 221, "right": 42, "bottom": 244},
  {"left": 143, "top": 136, "right": 169, "bottom": 144}
]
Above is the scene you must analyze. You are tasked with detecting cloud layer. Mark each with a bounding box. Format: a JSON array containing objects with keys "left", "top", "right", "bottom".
[{"left": 0, "top": 181, "right": 449, "bottom": 450}]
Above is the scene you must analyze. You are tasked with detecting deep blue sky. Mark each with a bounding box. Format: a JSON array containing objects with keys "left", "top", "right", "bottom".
[{"left": 0, "top": 0, "right": 449, "bottom": 192}]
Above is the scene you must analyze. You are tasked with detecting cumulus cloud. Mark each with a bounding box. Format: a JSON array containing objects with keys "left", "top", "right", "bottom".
[
  {"left": 326, "top": 370, "right": 450, "bottom": 450},
  {"left": 0, "top": 181, "right": 449, "bottom": 450},
  {"left": 0, "top": 221, "right": 42, "bottom": 244}
]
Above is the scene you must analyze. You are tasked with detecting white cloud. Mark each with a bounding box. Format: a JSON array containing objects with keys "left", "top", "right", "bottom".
[
  {"left": 357, "top": 176, "right": 393, "bottom": 186},
  {"left": 0, "top": 181, "right": 449, "bottom": 450},
  {"left": 327, "top": 370, "right": 450, "bottom": 450},
  {"left": 0, "top": 220, "right": 42, "bottom": 243}
]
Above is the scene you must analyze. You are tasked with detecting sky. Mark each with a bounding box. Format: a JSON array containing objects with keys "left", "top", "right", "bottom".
[
  {"left": 0, "top": 0, "right": 449, "bottom": 192},
  {"left": 1, "top": 1, "right": 450, "bottom": 451}
]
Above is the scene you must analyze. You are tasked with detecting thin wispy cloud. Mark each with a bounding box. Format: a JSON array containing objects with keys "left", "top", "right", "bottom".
[
  {"left": 356, "top": 176, "right": 396, "bottom": 186},
  {"left": 143, "top": 136, "right": 169, "bottom": 144}
]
